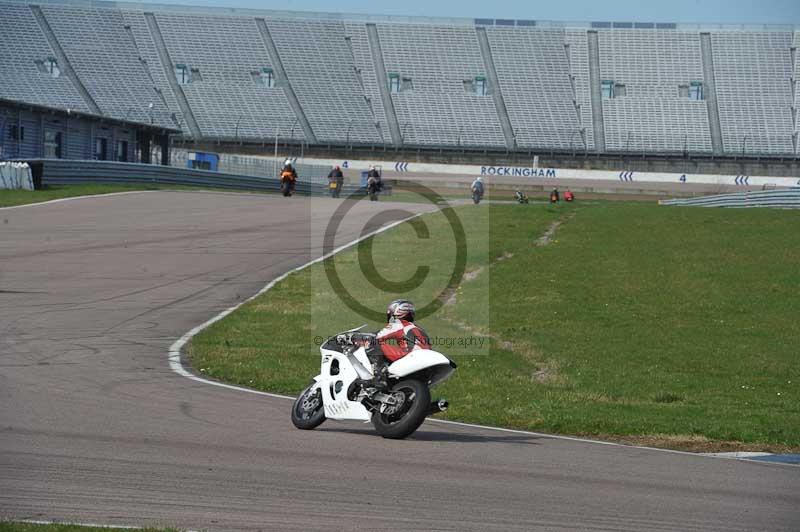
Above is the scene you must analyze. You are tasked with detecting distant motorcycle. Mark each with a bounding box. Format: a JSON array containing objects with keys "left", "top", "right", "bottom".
[
  {"left": 471, "top": 178, "right": 485, "bottom": 204},
  {"left": 280, "top": 170, "right": 296, "bottom": 197},
  {"left": 291, "top": 326, "right": 456, "bottom": 439},
  {"left": 515, "top": 190, "right": 529, "bottom": 204}
]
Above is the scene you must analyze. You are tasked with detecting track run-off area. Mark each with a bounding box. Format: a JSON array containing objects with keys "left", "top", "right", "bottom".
[{"left": 1, "top": 191, "right": 798, "bottom": 531}]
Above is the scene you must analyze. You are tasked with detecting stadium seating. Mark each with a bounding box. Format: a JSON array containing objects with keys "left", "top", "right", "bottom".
[
  {"left": 711, "top": 31, "right": 794, "bottom": 155},
  {"left": 597, "top": 30, "right": 712, "bottom": 153},
  {"left": 0, "top": 0, "right": 796, "bottom": 157},
  {"left": 39, "top": 4, "right": 174, "bottom": 127},
  {"left": 0, "top": 2, "right": 89, "bottom": 113},
  {"left": 265, "top": 19, "right": 381, "bottom": 144},
  {"left": 486, "top": 27, "right": 583, "bottom": 150},
  {"left": 375, "top": 23, "right": 506, "bottom": 148}
]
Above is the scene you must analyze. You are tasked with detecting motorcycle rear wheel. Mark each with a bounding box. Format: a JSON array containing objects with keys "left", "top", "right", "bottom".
[
  {"left": 371, "top": 379, "right": 430, "bottom": 439},
  {"left": 291, "top": 383, "right": 326, "bottom": 430}
]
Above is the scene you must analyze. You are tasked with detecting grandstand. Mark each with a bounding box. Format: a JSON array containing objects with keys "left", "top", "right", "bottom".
[{"left": 0, "top": 0, "right": 798, "bottom": 159}]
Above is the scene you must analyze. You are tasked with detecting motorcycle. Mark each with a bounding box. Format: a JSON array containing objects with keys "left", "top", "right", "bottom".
[
  {"left": 471, "top": 188, "right": 484, "bottom": 204},
  {"left": 291, "top": 326, "right": 456, "bottom": 439},
  {"left": 515, "top": 190, "right": 529, "bottom": 204},
  {"left": 280, "top": 170, "right": 296, "bottom": 197}
]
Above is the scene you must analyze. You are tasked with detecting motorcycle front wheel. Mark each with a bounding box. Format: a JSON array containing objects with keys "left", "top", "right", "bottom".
[
  {"left": 371, "top": 379, "right": 430, "bottom": 439},
  {"left": 291, "top": 383, "right": 326, "bottom": 430}
]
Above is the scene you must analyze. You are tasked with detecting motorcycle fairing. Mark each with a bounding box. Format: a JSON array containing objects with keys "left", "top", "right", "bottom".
[{"left": 387, "top": 349, "right": 454, "bottom": 386}]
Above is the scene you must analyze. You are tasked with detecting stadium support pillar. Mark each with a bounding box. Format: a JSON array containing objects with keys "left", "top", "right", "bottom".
[
  {"left": 366, "top": 23, "right": 403, "bottom": 147},
  {"left": 700, "top": 33, "right": 725, "bottom": 156},
  {"left": 255, "top": 18, "right": 318, "bottom": 145},
  {"left": 586, "top": 31, "right": 606, "bottom": 153},
  {"left": 138, "top": 132, "right": 152, "bottom": 165},
  {"left": 160, "top": 134, "right": 170, "bottom": 166},
  {"left": 144, "top": 12, "right": 202, "bottom": 139},
  {"left": 476, "top": 26, "right": 516, "bottom": 150},
  {"left": 30, "top": 5, "right": 102, "bottom": 116}
]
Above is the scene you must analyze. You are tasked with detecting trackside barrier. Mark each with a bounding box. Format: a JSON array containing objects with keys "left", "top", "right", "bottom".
[
  {"left": 24, "top": 159, "right": 388, "bottom": 197},
  {"left": 0, "top": 162, "right": 34, "bottom": 190},
  {"left": 659, "top": 188, "right": 800, "bottom": 209}
]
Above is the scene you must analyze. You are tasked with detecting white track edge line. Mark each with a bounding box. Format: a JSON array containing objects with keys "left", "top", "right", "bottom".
[
  {"left": 168, "top": 213, "right": 425, "bottom": 399},
  {"left": 0, "top": 190, "right": 156, "bottom": 210},
  {"left": 166, "top": 208, "right": 796, "bottom": 467},
  {"left": 18, "top": 519, "right": 199, "bottom": 531}
]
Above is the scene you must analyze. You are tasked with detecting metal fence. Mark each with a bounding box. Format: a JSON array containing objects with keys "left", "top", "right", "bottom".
[
  {"left": 29, "top": 159, "right": 369, "bottom": 196},
  {"left": 659, "top": 188, "right": 800, "bottom": 209},
  {"left": 170, "top": 149, "right": 332, "bottom": 185}
]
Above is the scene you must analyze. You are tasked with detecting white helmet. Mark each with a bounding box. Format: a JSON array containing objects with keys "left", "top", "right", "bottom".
[
  {"left": 284, "top": 159, "right": 293, "bottom": 168},
  {"left": 476, "top": 177, "right": 483, "bottom": 182}
]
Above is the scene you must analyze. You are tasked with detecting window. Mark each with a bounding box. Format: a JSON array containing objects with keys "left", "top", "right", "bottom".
[
  {"left": 190, "top": 67, "right": 202, "bottom": 82},
  {"left": 388, "top": 73, "right": 400, "bottom": 94},
  {"left": 401, "top": 76, "right": 414, "bottom": 91},
  {"left": 46, "top": 58, "right": 60, "bottom": 78},
  {"left": 252, "top": 68, "right": 275, "bottom": 88},
  {"left": 95, "top": 137, "right": 108, "bottom": 161},
  {"left": 175, "top": 64, "right": 190, "bottom": 85},
  {"left": 614, "top": 83, "right": 627, "bottom": 97},
  {"left": 688, "top": 81, "right": 704, "bottom": 100},
  {"left": 44, "top": 130, "right": 62, "bottom": 159},
  {"left": 678, "top": 84, "right": 689, "bottom": 98},
  {"left": 601, "top": 80, "right": 614, "bottom": 99},
  {"left": 116, "top": 140, "right": 129, "bottom": 162},
  {"left": 35, "top": 57, "right": 61, "bottom": 78},
  {"left": 474, "top": 76, "right": 487, "bottom": 96},
  {"left": 9, "top": 125, "right": 24, "bottom": 141}
]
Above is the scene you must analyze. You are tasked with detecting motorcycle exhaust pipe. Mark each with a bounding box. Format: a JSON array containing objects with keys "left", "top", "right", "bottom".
[{"left": 427, "top": 399, "right": 448, "bottom": 415}]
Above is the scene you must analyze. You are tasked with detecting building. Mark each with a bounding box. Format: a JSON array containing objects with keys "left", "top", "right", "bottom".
[{"left": 0, "top": 98, "right": 177, "bottom": 164}]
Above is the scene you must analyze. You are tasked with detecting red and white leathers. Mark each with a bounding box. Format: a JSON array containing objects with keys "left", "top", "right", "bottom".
[{"left": 376, "top": 319, "right": 431, "bottom": 362}]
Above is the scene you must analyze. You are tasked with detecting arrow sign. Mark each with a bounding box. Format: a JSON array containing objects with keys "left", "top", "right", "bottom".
[
  {"left": 618, "top": 171, "right": 634, "bottom": 182},
  {"left": 735, "top": 175, "right": 750, "bottom": 185},
  {"left": 394, "top": 162, "right": 409, "bottom": 172}
]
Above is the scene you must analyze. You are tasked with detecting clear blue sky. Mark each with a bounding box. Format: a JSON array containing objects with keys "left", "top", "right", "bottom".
[{"left": 136, "top": 0, "right": 800, "bottom": 24}]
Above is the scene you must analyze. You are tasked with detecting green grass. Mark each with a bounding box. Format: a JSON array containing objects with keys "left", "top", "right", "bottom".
[
  {"left": 0, "top": 184, "right": 175, "bottom": 207},
  {"left": 0, "top": 522, "right": 180, "bottom": 532},
  {"left": 188, "top": 201, "right": 800, "bottom": 452}
]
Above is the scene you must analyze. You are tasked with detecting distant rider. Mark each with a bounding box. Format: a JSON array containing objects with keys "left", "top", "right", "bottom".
[
  {"left": 327, "top": 165, "right": 344, "bottom": 198},
  {"left": 367, "top": 165, "right": 382, "bottom": 201},
  {"left": 281, "top": 159, "right": 297, "bottom": 195},
  {"left": 471, "top": 176, "right": 484, "bottom": 196}
]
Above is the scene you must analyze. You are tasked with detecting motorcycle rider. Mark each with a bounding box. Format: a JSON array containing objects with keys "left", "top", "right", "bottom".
[
  {"left": 327, "top": 165, "right": 344, "bottom": 198},
  {"left": 280, "top": 159, "right": 298, "bottom": 195},
  {"left": 471, "top": 176, "right": 485, "bottom": 202},
  {"left": 366, "top": 165, "right": 382, "bottom": 201},
  {"left": 356, "top": 300, "right": 431, "bottom": 388},
  {"left": 377, "top": 299, "right": 431, "bottom": 361}
]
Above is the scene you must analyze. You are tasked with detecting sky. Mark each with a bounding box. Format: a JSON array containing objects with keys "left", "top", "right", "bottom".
[{"left": 133, "top": 0, "right": 800, "bottom": 25}]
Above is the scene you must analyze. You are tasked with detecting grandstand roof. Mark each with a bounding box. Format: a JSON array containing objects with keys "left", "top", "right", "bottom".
[{"left": 3, "top": 0, "right": 797, "bottom": 31}]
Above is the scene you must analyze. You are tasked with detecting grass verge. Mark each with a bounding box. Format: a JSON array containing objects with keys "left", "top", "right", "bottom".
[
  {"left": 0, "top": 183, "right": 284, "bottom": 208},
  {"left": 188, "top": 201, "right": 800, "bottom": 452}
]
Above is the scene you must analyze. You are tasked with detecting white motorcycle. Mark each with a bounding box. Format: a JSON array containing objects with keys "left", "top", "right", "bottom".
[{"left": 291, "top": 326, "right": 456, "bottom": 439}]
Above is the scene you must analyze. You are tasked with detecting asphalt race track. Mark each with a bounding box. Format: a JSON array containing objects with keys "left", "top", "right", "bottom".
[{"left": 1, "top": 191, "right": 798, "bottom": 531}]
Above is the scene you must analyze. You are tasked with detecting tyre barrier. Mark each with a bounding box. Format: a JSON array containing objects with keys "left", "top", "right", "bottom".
[{"left": 0, "top": 162, "right": 34, "bottom": 190}]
